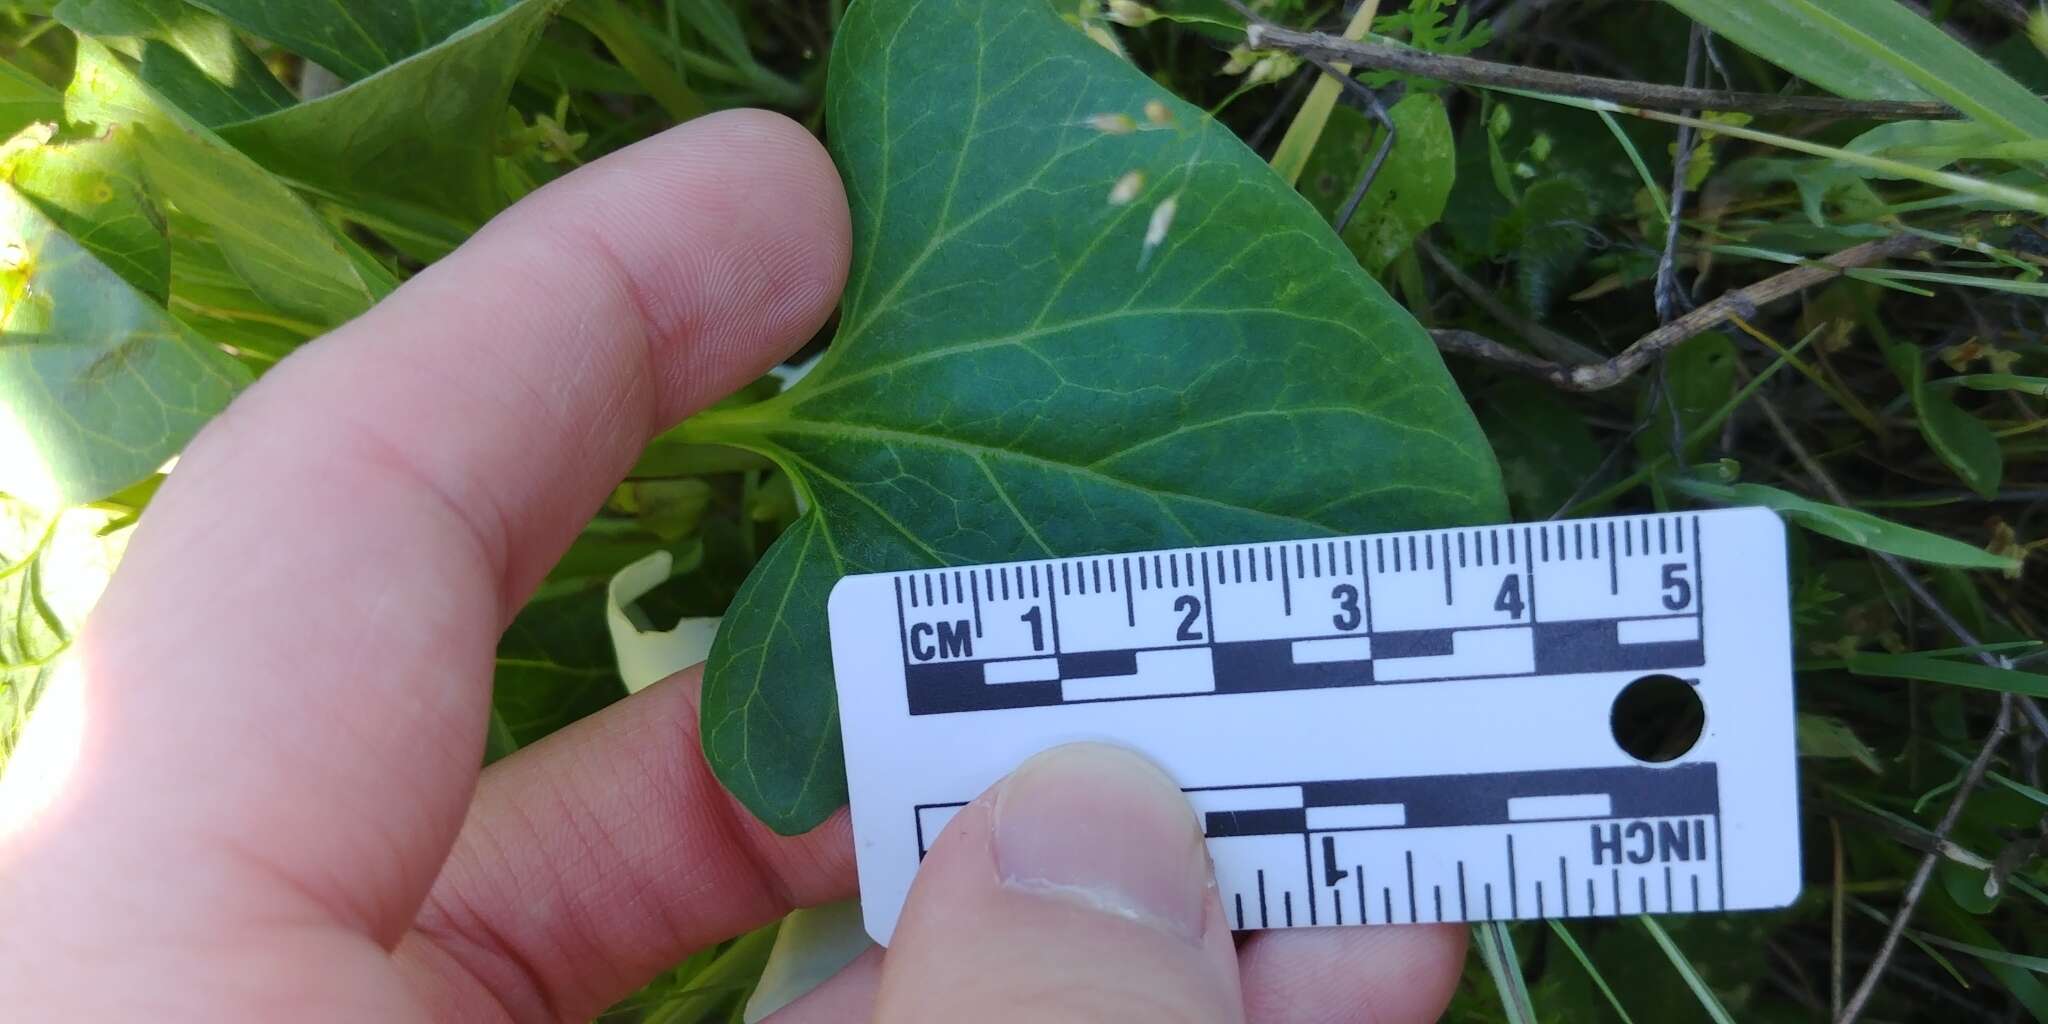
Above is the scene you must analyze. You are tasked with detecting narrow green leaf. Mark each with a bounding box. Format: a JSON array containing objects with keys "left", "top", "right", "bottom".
[
  {"left": 1884, "top": 339, "right": 2002, "bottom": 499},
  {"left": 1473, "top": 922, "right": 1537, "bottom": 1024},
  {"left": 0, "top": 180, "right": 248, "bottom": 506},
  {"left": 690, "top": 0, "right": 1505, "bottom": 833},
  {"left": 218, "top": 0, "right": 565, "bottom": 224},
  {"left": 1298, "top": 94, "right": 1455, "bottom": 275},
  {"left": 66, "top": 37, "right": 391, "bottom": 346},
  {"left": 1268, "top": 1, "right": 1375, "bottom": 186},
  {"left": 1665, "top": 0, "right": 2048, "bottom": 139},
  {"left": 1843, "top": 650, "right": 2048, "bottom": 698},
  {"left": 0, "top": 498, "right": 130, "bottom": 773},
  {"left": 1674, "top": 479, "right": 2018, "bottom": 570},
  {"left": 1795, "top": 712, "right": 1882, "bottom": 773},
  {"left": 188, "top": 0, "right": 500, "bottom": 81},
  {"left": 1548, "top": 921, "right": 1637, "bottom": 1024},
  {"left": 56, "top": 0, "right": 292, "bottom": 126},
  {"left": 1660, "top": 0, "right": 1931, "bottom": 101},
  {"left": 1639, "top": 915, "right": 1738, "bottom": 1024},
  {"left": 1774, "top": 0, "right": 2048, "bottom": 141},
  {"left": 1932, "top": 374, "right": 2048, "bottom": 397}
]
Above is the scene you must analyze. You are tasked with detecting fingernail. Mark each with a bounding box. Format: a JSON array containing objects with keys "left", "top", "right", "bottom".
[{"left": 990, "top": 743, "right": 1211, "bottom": 943}]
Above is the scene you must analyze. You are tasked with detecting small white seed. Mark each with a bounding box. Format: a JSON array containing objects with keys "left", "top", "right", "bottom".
[
  {"left": 1088, "top": 112, "right": 1138, "bottom": 135},
  {"left": 1108, "top": 170, "right": 1145, "bottom": 206},
  {"left": 1140, "top": 194, "right": 1179, "bottom": 268}
]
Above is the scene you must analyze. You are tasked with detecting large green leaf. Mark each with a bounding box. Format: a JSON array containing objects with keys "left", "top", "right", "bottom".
[
  {"left": 188, "top": 0, "right": 501, "bottom": 81},
  {"left": 686, "top": 0, "right": 1505, "bottom": 833},
  {"left": 0, "top": 57, "right": 62, "bottom": 138},
  {"left": 2, "top": 129, "right": 169, "bottom": 302},
  {"left": 55, "top": 0, "right": 293, "bottom": 126},
  {"left": 66, "top": 37, "right": 392, "bottom": 353},
  {"left": 218, "top": 0, "right": 563, "bottom": 225},
  {"left": 0, "top": 180, "right": 247, "bottom": 506},
  {"left": 1663, "top": 0, "right": 2048, "bottom": 141}
]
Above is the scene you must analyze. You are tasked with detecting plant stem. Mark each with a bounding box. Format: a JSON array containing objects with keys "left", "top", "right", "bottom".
[
  {"left": 1245, "top": 23, "right": 1967, "bottom": 120},
  {"left": 568, "top": 0, "right": 709, "bottom": 122},
  {"left": 1427, "top": 232, "right": 1939, "bottom": 391}
]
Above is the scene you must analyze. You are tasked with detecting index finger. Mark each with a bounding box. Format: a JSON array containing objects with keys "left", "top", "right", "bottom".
[{"left": 0, "top": 110, "right": 850, "bottom": 946}]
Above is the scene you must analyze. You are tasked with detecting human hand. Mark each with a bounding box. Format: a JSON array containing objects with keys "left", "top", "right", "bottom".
[{"left": 0, "top": 111, "right": 1464, "bottom": 1022}]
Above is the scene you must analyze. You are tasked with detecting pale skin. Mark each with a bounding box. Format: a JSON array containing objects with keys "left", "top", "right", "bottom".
[{"left": 0, "top": 111, "right": 1465, "bottom": 1022}]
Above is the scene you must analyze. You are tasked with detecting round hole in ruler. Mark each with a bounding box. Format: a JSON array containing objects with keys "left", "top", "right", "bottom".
[{"left": 1609, "top": 674, "right": 1704, "bottom": 763}]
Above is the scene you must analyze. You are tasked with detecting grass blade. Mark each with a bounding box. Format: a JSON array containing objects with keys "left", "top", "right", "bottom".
[
  {"left": 1472, "top": 922, "right": 1538, "bottom": 1024},
  {"left": 1549, "top": 920, "right": 1637, "bottom": 1023},
  {"left": 1640, "top": 915, "right": 1737, "bottom": 1024}
]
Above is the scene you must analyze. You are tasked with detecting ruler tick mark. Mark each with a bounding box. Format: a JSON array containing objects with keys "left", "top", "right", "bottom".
[
  {"left": 1283, "top": 891, "right": 1294, "bottom": 927},
  {"left": 1234, "top": 894, "right": 1245, "bottom": 930},
  {"left": 1507, "top": 835, "right": 1520, "bottom": 916},
  {"left": 1491, "top": 530, "right": 1500, "bottom": 565},
  {"left": 1406, "top": 850, "right": 1418, "bottom": 923},
  {"left": 1093, "top": 560, "right": 1103, "bottom": 593},
  {"left": 1257, "top": 870, "right": 1270, "bottom": 928},
  {"left": 1232, "top": 548, "right": 1242, "bottom": 583},
  {"left": 1457, "top": 862, "right": 1469, "bottom": 919},
  {"left": 1559, "top": 857, "right": 1570, "bottom": 916},
  {"left": 1123, "top": 558, "right": 1135, "bottom": 627},
  {"left": 1434, "top": 886, "right": 1443, "bottom": 922},
  {"left": 970, "top": 572, "right": 982, "bottom": 638},
  {"left": 1457, "top": 532, "right": 1467, "bottom": 568}
]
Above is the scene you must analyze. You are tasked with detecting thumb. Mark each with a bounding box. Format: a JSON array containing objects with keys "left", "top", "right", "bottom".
[{"left": 873, "top": 743, "right": 1243, "bottom": 1023}]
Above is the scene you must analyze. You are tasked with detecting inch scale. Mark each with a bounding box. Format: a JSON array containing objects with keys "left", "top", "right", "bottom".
[{"left": 828, "top": 508, "right": 1800, "bottom": 944}]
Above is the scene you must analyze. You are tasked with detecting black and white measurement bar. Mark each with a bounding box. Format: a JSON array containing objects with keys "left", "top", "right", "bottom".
[
  {"left": 913, "top": 763, "right": 1725, "bottom": 927},
  {"left": 893, "top": 515, "right": 1706, "bottom": 715},
  {"left": 829, "top": 508, "right": 1800, "bottom": 942}
]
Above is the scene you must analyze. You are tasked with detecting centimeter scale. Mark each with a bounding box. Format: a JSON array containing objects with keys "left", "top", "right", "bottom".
[{"left": 827, "top": 507, "right": 1800, "bottom": 943}]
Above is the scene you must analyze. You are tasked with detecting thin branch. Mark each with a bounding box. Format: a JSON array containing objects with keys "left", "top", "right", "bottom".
[
  {"left": 1244, "top": 24, "right": 1967, "bottom": 120},
  {"left": 1428, "top": 232, "right": 1939, "bottom": 391},
  {"left": 1739, "top": 386, "right": 2029, "bottom": 1024},
  {"left": 1653, "top": 26, "right": 1704, "bottom": 323},
  {"left": 1418, "top": 238, "right": 1604, "bottom": 365},
  {"left": 1836, "top": 696, "right": 2011, "bottom": 1024}
]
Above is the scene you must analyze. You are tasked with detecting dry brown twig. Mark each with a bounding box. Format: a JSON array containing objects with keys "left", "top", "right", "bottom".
[
  {"left": 1741, "top": 383, "right": 2034, "bottom": 1024},
  {"left": 1244, "top": 23, "right": 1969, "bottom": 120},
  {"left": 1424, "top": 233, "right": 1940, "bottom": 391}
]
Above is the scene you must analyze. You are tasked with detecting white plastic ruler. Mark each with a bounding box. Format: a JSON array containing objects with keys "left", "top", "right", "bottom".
[{"left": 827, "top": 508, "right": 1800, "bottom": 943}]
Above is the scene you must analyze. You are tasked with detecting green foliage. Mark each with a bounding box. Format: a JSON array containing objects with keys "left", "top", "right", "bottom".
[
  {"left": 688, "top": 0, "right": 1504, "bottom": 833},
  {"left": 217, "top": 0, "right": 564, "bottom": 226},
  {"left": 1676, "top": 480, "right": 2020, "bottom": 571},
  {"left": 0, "top": 172, "right": 246, "bottom": 505},
  {"left": 1298, "top": 95, "right": 1456, "bottom": 275},
  {"left": 190, "top": 0, "right": 502, "bottom": 81}
]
